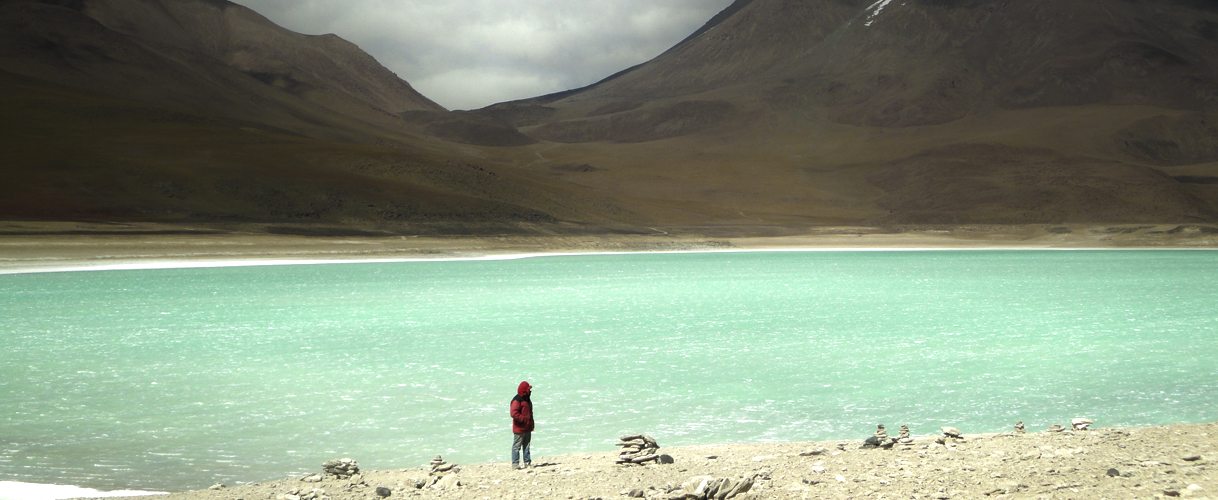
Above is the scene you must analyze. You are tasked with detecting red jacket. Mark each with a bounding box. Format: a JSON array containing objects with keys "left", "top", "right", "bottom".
[{"left": 510, "top": 381, "right": 534, "bottom": 433}]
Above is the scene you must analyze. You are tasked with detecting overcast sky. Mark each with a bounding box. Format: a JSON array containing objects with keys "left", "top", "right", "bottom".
[{"left": 228, "top": 0, "right": 736, "bottom": 110}]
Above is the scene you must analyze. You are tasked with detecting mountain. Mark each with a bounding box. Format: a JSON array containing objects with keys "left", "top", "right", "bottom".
[
  {"left": 479, "top": 0, "right": 1218, "bottom": 227},
  {"left": 3, "top": 0, "right": 1218, "bottom": 235},
  {"left": 0, "top": 0, "right": 633, "bottom": 233}
]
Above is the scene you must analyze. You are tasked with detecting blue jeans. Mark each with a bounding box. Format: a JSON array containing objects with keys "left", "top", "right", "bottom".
[{"left": 511, "top": 432, "right": 531, "bottom": 466}]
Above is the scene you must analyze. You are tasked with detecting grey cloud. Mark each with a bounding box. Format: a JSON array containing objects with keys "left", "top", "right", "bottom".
[{"left": 229, "top": 0, "right": 735, "bottom": 110}]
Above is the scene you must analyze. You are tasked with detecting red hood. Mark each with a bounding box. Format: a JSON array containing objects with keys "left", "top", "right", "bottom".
[{"left": 517, "top": 381, "right": 532, "bottom": 396}]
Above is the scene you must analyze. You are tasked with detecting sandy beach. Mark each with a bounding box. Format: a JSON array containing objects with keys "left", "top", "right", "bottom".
[
  {"left": 85, "top": 421, "right": 1216, "bottom": 500},
  {"left": 3, "top": 221, "right": 1217, "bottom": 274}
]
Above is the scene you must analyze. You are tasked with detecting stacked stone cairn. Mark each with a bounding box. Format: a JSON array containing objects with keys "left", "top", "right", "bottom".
[
  {"left": 321, "top": 458, "right": 360, "bottom": 480},
  {"left": 429, "top": 455, "right": 457, "bottom": 474},
  {"left": 861, "top": 424, "right": 899, "bottom": 449},
  {"left": 1047, "top": 423, "right": 1066, "bottom": 433},
  {"left": 616, "top": 434, "right": 663, "bottom": 465},
  {"left": 897, "top": 424, "right": 913, "bottom": 444},
  {"left": 935, "top": 426, "right": 965, "bottom": 445},
  {"left": 425, "top": 455, "right": 460, "bottom": 489},
  {"left": 1014, "top": 421, "right": 1026, "bottom": 434},
  {"left": 1071, "top": 417, "right": 1093, "bottom": 431}
]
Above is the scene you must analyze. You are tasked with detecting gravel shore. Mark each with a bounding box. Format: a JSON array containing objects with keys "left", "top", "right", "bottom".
[{"left": 110, "top": 421, "right": 1216, "bottom": 500}]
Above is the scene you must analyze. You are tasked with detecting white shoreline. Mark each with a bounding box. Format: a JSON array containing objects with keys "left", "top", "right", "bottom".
[
  {"left": 3, "top": 246, "right": 1216, "bottom": 275},
  {"left": 0, "top": 481, "right": 166, "bottom": 500}
]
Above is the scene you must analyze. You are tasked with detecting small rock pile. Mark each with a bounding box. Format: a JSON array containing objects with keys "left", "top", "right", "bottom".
[
  {"left": 897, "top": 424, "right": 912, "bottom": 444},
  {"left": 863, "top": 424, "right": 913, "bottom": 449},
  {"left": 277, "top": 487, "right": 329, "bottom": 500},
  {"left": 428, "top": 455, "right": 457, "bottom": 474},
  {"left": 424, "top": 455, "right": 460, "bottom": 489},
  {"left": 1072, "top": 417, "right": 1093, "bottom": 430},
  {"left": 617, "top": 434, "right": 668, "bottom": 465},
  {"left": 321, "top": 458, "right": 360, "bottom": 479},
  {"left": 935, "top": 426, "right": 965, "bottom": 445},
  {"left": 1014, "top": 421, "right": 1026, "bottom": 434},
  {"left": 665, "top": 475, "right": 755, "bottom": 500},
  {"left": 861, "top": 424, "right": 897, "bottom": 449}
]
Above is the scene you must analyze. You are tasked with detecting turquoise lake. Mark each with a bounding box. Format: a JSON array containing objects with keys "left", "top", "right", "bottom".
[{"left": 1, "top": 250, "right": 1216, "bottom": 494}]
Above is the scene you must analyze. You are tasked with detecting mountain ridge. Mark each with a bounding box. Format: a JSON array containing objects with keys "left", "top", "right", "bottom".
[{"left": 3, "top": 0, "right": 1218, "bottom": 234}]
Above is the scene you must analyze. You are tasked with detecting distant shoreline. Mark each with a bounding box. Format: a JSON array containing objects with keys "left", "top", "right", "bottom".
[
  {"left": 3, "top": 245, "right": 1215, "bottom": 276},
  {"left": 3, "top": 222, "right": 1216, "bottom": 275}
]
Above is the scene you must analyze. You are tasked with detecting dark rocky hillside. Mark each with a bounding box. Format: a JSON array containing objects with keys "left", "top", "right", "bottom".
[{"left": 3, "top": 0, "right": 1218, "bottom": 233}]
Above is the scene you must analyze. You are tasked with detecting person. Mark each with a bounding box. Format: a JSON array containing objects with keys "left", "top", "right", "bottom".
[{"left": 509, "top": 380, "right": 534, "bottom": 469}]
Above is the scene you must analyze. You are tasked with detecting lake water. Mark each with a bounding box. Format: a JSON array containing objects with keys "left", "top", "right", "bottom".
[{"left": 2, "top": 250, "right": 1216, "bottom": 497}]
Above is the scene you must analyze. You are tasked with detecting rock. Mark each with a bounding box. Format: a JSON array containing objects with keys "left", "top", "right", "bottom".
[
  {"left": 1047, "top": 424, "right": 1065, "bottom": 433},
  {"left": 432, "top": 474, "right": 460, "bottom": 490},
  {"left": 208, "top": 483, "right": 225, "bottom": 490},
  {"left": 300, "top": 474, "right": 323, "bottom": 483},
  {"left": 627, "top": 488, "right": 645, "bottom": 498},
  {"left": 1014, "top": 421, "right": 1026, "bottom": 434},
  {"left": 375, "top": 487, "right": 391, "bottom": 497},
  {"left": 676, "top": 476, "right": 754, "bottom": 500},
  {"left": 1071, "top": 418, "right": 1093, "bottom": 431},
  {"left": 799, "top": 448, "right": 827, "bottom": 456},
  {"left": 679, "top": 476, "right": 714, "bottom": 495},
  {"left": 982, "top": 481, "right": 1025, "bottom": 496},
  {"left": 1182, "top": 455, "right": 1203, "bottom": 462},
  {"left": 941, "top": 426, "right": 963, "bottom": 438},
  {"left": 658, "top": 454, "right": 675, "bottom": 464}
]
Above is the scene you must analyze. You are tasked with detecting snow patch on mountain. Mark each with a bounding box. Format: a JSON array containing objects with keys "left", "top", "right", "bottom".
[{"left": 865, "top": 0, "right": 895, "bottom": 27}]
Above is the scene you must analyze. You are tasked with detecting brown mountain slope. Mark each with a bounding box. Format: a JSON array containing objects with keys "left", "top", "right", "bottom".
[
  {"left": 4, "top": 0, "right": 1218, "bottom": 233},
  {"left": 0, "top": 0, "right": 443, "bottom": 142},
  {"left": 475, "top": 0, "right": 1218, "bottom": 227},
  {"left": 0, "top": 0, "right": 643, "bottom": 232}
]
